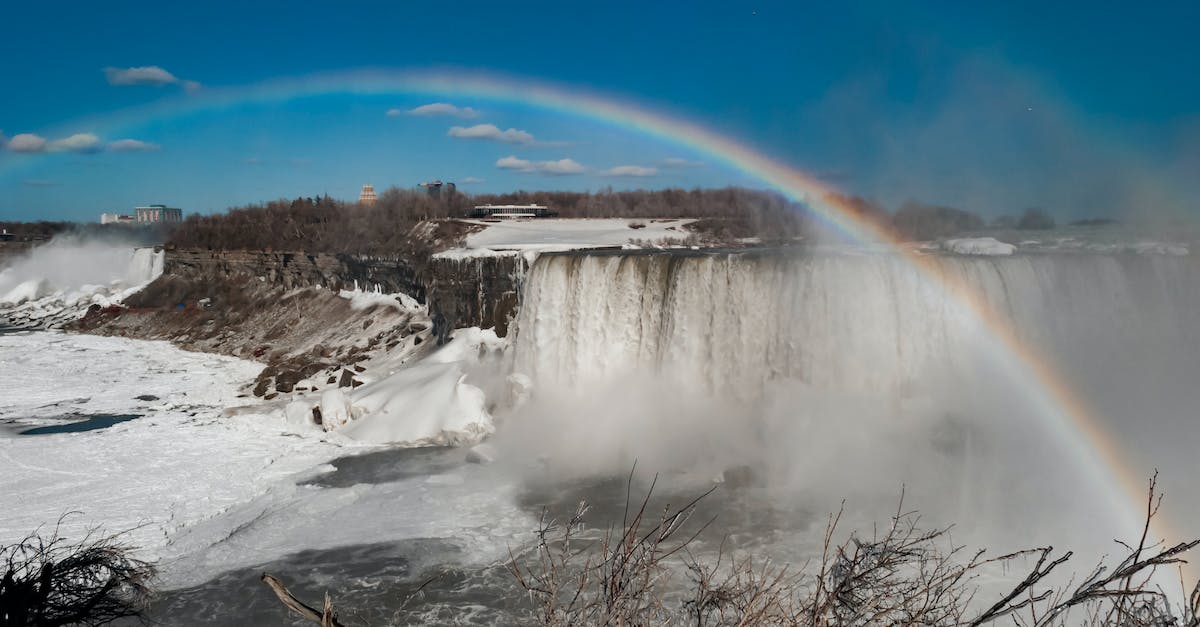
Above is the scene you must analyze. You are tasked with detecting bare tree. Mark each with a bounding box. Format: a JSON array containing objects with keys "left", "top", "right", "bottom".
[{"left": 0, "top": 516, "right": 154, "bottom": 627}]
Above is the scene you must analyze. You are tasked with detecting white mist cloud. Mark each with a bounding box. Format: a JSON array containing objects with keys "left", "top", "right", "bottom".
[
  {"left": 6, "top": 133, "right": 47, "bottom": 153},
  {"left": 103, "top": 66, "right": 199, "bottom": 91},
  {"left": 397, "top": 102, "right": 479, "bottom": 118},
  {"left": 48, "top": 133, "right": 103, "bottom": 153},
  {"left": 108, "top": 138, "right": 160, "bottom": 152},
  {"left": 603, "top": 165, "right": 658, "bottom": 177},
  {"left": 450, "top": 123, "right": 536, "bottom": 144},
  {"left": 496, "top": 155, "right": 585, "bottom": 175}
]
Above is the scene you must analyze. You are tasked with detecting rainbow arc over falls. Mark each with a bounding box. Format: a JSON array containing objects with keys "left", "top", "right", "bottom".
[{"left": 7, "top": 69, "right": 1184, "bottom": 561}]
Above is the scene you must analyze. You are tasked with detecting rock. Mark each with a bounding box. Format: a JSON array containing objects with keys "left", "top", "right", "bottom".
[
  {"left": 274, "top": 370, "right": 305, "bottom": 393},
  {"left": 338, "top": 369, "right": 355, "bottom": 388},
  {"left": 717, "top": 465, "right": 756, "bottom": 489}
]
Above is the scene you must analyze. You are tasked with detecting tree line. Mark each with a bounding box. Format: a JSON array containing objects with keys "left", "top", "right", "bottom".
[
  {"left": 164, "top": 187, "right": 812, "bottom": 254},
  {"left": 157, "top": 185, "right": 1078, "bottom": 255}
]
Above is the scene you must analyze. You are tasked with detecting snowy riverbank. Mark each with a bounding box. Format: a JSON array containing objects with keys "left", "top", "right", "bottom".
[{"left": 0, "top": 332, "right": 346, "bottom": 564}]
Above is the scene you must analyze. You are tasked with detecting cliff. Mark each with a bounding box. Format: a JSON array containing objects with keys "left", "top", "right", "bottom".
[{"left": 69, "top": 248, "right": 526, "bottom": 397}]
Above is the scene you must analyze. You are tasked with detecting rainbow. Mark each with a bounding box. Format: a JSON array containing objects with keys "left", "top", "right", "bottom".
[{"left": 3, "top": 69, "right": 1184, "bottom": 561}]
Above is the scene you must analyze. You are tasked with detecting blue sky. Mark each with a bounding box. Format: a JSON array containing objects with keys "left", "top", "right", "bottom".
[{"left": 1, "top": 0, "right": 1197, "bottom": 221}]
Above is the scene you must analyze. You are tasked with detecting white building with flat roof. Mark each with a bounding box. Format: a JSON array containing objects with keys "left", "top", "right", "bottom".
[{"left": 100, "top": 213, "right": 135, "bottom": 225}]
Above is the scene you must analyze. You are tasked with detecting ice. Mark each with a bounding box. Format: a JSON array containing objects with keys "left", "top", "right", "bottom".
[
  {"left": 0, "top": 332, "right": 347, "bottom": 565},
  {"left": 0, "top": 331, "right": 539, "bottom": 592},
  {"left": 338, "top": 282, "right": 422, "bottom": 311},
  {"left": 941, "top": 237, "right": 1017, "bottom": 256},
  {"left": 285, "top": 328, "right": 504, "bottom": 446}
]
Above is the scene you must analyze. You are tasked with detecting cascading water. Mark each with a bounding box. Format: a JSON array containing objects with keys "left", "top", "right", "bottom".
[
  {"left": 513, "top": 250, "right": 1199, "bottom": 398},
  {"left": 504, "top": 248, "right": 1200, "bottom": 552},
  {"left": 0, "top": 240, "right": 165, "bottom": 327}
]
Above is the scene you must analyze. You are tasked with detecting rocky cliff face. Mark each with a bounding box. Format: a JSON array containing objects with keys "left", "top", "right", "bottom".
[
  {"left": 70, "top": 247, "right": 525, "bottom": 392},
  {"left": 147, "top": 248, "right": 525, "bottom": 339},
  {"left": 426, "top": 254, "right": 528, "bottom": 343}
]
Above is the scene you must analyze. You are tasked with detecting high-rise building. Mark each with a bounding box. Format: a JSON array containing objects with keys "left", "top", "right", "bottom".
[
  {"left": 359, "top": 184, "right": 377, "bottom": 206},
  {"left": 134, "top": 205, "right": 182, "bottom": 223},
  {"left": 419, "top": 180, "right": 455, "bottom": 199}
]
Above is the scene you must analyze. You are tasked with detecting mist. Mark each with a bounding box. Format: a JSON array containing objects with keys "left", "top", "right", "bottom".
[
  {"left": 491, "top": 250, "right": 1200, "bottom": 577},
  {"left": 0, "top": 235, "right": 163, "bottom": 306},
  {"left": 799, "top": 55, "right": 1200, "bottom": 227}
]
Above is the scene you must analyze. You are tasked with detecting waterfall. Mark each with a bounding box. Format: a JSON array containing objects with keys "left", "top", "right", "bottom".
[
  {"left": 512, "top": 250, "right": 1200, "bottom": 401},
  {"left": 504, "top": 249, "right": 1200, "bottom": 545}
]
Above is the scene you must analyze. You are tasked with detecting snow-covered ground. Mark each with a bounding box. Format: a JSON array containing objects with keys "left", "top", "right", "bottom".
[
  {"left": 0, "top": 333, "right": 347, "bottom": 561},
  {"left": 0, "top": 330, "right": 534, "bottom": 590},
  {"left": 434, "top": 218, "right": 694, "bottom": 259},
  {"left": 282, "top": 327, "right": 505, "bottom": 446}
]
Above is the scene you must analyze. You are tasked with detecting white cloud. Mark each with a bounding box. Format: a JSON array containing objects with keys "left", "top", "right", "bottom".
[
  {"left": 103, "top": 66, "right": 200, "bottom": 90},
  {"left": 603, "top": 165, "right": 658, "bottom": 177},
  {"left": 108, "top": 138, "right": 160, "bottom": 152},
  {"left": 400, "top": 102, "right": 479, "bottom": 118},
  {"left": 48, "top": 133, "right": 103, "bottom": 153},
  {"left": 460, "top": 176, "right": 486, "bottom": 184},
  {"left": 663, "top": 157, "right": 705, "bottom": 167},
  {"left": 7, "top": 133, "right": 47, "bottom": 153},
  {"left": 449, "top": 124, "right": 535, "bottom": 144},
  {"left": 5, "top": 132, "right": 160, "bottom": 154},
  {"left": 496, "top": 155, "right": 585, "bottom": 175}
]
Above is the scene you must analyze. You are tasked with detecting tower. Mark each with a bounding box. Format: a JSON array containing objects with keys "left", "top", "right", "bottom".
[{"left": 359, "top": 184, "right": 377, "bottom": 206}]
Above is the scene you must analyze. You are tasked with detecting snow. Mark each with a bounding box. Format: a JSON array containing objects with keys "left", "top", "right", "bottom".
[
  {"left": 435, "top": 218, "right": 694, "bottom": 259},
  {"left": 0, "top": 331, "right": 535, "bottom": 590},
  {"left": 0, "top": 332, "right": 345, "bottom": 563},
  {"left": 1133, "top": 241, "right": 1189, "bottom": 256},
  {"left": 282, "top": 327, "right": 505, "bottom": 446},
  {"left": 941, "top": 237, "right": 1017, "bottom": 256}
]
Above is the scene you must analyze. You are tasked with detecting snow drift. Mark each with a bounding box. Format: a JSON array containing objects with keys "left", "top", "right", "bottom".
[{"left": 284, "top": 328, "right": 503, "bottom": 446}]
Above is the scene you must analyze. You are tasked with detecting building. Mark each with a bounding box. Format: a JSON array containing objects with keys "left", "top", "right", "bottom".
[
  {"left": 358, "top": 184, "right": 377, "bottom": 206},
  {"left": 0, "top": 229, "right": 13, "bottom": 242},
  {"left": 467, "top": 204, "right": 557, "bottom": 219},
  {"left": 419, "top": 180, "right": 456, "bottom": 199},
  {"left": 134, "top": 205, "right": 183, "bottom": 224},
  {"left": 100, "top": 213, "right": 135, "bottom": 225}
]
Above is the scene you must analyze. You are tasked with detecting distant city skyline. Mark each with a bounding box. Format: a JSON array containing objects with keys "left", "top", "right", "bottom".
[{"left": 1, "top": 1, "right": 1198, "bottom": 222}]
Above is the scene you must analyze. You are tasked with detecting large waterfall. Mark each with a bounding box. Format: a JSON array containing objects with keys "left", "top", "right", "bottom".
[
  {"left": 513, "top": 250, "right": 1199, "bottom": 399},
  {"left": 504, "top": 249, "right": 1200, "bottom": 548}
]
